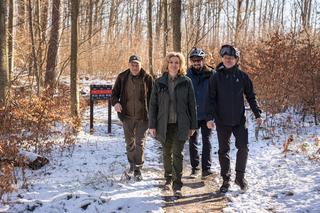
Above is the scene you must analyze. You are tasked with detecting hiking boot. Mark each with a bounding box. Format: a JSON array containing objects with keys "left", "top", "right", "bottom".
[
  {"left": 163, "top": 179, "right": 172, "bottom": 191},
  {"left": 190, "top": 168, "right": 200, "bottom": 178},
  {"left": 235, "top": 178, "right": 248, "bottom": 191},
  {"left": 173, "top": 189, "right": 182, "bottom": 198},
  {"left": 202, "top": 169, "right": 213, "bottom": 178},
  {"left": 219, "top": 180, "right": 230, "bottom": 193},
  {"left": 128, "top": 164, "right": 134, "bottom": 174},
  {"left": 134, "top": 169, "right": 142, "bottom": 181}
]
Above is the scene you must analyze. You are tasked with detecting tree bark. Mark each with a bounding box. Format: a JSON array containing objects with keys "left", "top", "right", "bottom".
[
  {"left": 147, "top": 0, "right": 154, "bottom": 76},
  {"left": 0, "top": 0, "right": 9, "bottom": 105},
  {"left": 45, "top": 0, "right": 61, "bottom": 89},
  {"left": 70, "top": 0, "right": 80, "bottom": 117},
  {"left": 8, "top": 0, "right": 14, "bottom": 83},
  {"left": 17, "top": 0, "right": 27, "bottom": 30},
  {"left": 28, "top": 0, "right": 41, "bottom": 95},
  {"left": 163, "top": 0, "right": 168, "bottom": 57},
  {"left": 171, "top": 0, "right": 181, "bottom": 52}
]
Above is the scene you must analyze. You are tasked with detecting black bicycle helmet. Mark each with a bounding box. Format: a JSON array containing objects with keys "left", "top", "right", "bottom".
[{"left": 189, "top": 48, "right": 206, "bottom": 59}]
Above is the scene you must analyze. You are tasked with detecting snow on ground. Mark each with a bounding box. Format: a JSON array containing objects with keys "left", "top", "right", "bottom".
[
  {"left": 1, "top": 106, "right": 164, "bottom": 213},
  {"left": 220, "top": 112, "right": 320, "bottom": 213},
  {"left": 0, "top": 89, "right": 319, "bottom": 212}
]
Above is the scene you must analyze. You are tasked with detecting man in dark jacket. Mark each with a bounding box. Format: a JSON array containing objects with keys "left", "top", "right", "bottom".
[
  {"left": 206, "top": 45, "right": 263, "bottom": 193},
  {"left": 187, "top": 48, "right": 214, "bottom": 178},
  {"left": 111, "top": 54, "right": 153, "bottom": 181}
]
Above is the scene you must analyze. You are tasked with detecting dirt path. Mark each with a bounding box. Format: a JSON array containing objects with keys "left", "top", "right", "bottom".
[
  {"left": 158, "top": 144, "right": 228, "bottom": 213},
  {"left": 114, "top": 119, "right": 227, "bottom": 212},
  {"left": 159, "top": 169, "right": 227, "bottom": 213}
]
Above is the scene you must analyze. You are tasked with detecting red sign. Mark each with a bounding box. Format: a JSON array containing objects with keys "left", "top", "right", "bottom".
[{"left": 90, "top": 89, "right": 112, "bottom": 95}]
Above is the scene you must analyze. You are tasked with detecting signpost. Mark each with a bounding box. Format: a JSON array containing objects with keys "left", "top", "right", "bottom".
[{"left": 90, "top": 84, "right": 113, "bottom": 133}]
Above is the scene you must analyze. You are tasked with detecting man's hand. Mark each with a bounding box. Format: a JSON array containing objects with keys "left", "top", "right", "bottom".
[
  {"left": 149, "top": 128, "right": 157, "bottom": 138},
  {"left": 188, "top": 129, "right": 195, "bottom": 138},
  {"left": 207, "top": 120, "right": 215, "bottom": 129},
  {"left": 256, "top": 117, "right": 263, "bottom": 126},
  {"left": 114, "top": 103, "right": 122, "bottom": 112}
]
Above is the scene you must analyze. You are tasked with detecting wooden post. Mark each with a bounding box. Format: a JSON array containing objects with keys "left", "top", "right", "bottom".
[
  {"left": 90, "top": 98, "right": 94, "bottom": 130},
  {"left": 108, "top": 99, "right": 111, "bottom": 133}
]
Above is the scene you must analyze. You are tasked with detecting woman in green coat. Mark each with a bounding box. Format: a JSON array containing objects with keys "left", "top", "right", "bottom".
[{"left": 149, "top": 52, "right": 197, "bottom": 198}]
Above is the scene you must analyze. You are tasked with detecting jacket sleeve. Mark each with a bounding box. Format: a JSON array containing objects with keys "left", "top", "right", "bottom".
[
  {"left": 205, "top": 73, "right": 217, "bottom": 122},
  {"left": 148, "top": 82, "right": 158, "bottom": 129},
  {"left": 244, "top": 74, "right": 262, "bottom": 118},
  {"left": 111, "top": 75, "right": 121, "bottom": 106},
  {"left": 146, "top": 75, "right": 154, "bottom": 110},
  {"left": 187, "top": 79, "right": 198, "bottom": 129}
]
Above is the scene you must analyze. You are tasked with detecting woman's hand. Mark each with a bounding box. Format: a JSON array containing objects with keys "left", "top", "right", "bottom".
[
  {"left": 207, "top": 120, "right": 215, "bottom": 129},
  {"left": 149, "top": 128, "right": 157, "bottom": 138},
  {"left": 188, "top": 129, "right": 196, "bottom": 138}
]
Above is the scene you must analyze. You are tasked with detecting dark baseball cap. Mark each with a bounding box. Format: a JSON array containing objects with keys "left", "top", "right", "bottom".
[{"left": 129, "top": 54, "right": 141, "bottom": 63}]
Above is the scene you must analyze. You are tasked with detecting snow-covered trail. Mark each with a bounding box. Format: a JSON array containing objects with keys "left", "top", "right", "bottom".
[{"left": 1, "top": 102, "right": 319, "bottom": 212}]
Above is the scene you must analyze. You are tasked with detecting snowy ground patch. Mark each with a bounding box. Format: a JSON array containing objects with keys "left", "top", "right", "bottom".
[
  {"left": 1, "top": 105, "right": 164, "bottom": 213},
  {"left": 220, "top": 112, "right": 320, "bottom": 213}
]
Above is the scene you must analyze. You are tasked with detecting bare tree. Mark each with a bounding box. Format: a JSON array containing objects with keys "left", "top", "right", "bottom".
[
  {"left": 107, "top": 0, "right": 116, "bottom": 45},
  {"left": 8, "top": 0, "right": 14, "bottom": 82},
  {"left": 0, "top": 0, "right": 9, "bottom": 105},
  {"left": 28, "top": 0, "right": 41, "bottom": 94},
  {"left": 17, "top": 0, "right": 27, "bottom": 30},
  {"left": 299, "top": 0, "right": 313, "bottom": 30},
  {"left": 163, "top": 0, "right": 168, "bottom": 57},
  {"left": 70, "top": 0, "right": 80, "bottom": 117},
  {"left": 171, "top": 0, "right": 181, "bottom": 52},
  {"left": 234, "top": 0, "right": 250, "bottom": 45},
  {"left": 45, "top": 0, "right": 61, "bottom": 89},
  {"left": 147, "top": 0, "right": 154, "bottom": 76}
]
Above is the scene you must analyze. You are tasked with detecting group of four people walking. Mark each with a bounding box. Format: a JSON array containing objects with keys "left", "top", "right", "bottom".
[{"left": 111, "top": 44, "right": 262, "bottom": 198}]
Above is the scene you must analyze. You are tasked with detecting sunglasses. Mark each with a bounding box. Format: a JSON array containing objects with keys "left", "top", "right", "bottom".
[{"left": 191, "top": 59, "right": 203, "bottom": 63}]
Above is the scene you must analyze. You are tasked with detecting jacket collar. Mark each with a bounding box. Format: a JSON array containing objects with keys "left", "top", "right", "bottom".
[
  {"left": 216, "top": 62, "right": 238, "bottom": 73},
  {"left": 158, "top": 72, "right": 187, "bottom": 86},
  {"left": 124, "top": 68, "right": 147, "bottom": 78},
  {"left": 187, "top": 65, "right": 212, "bottom": 77}
]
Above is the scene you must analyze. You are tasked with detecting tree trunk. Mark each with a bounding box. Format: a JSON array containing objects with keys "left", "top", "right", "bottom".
[
  {"left": 163, "top": 0, "right": 168, "bottom": 57},
  {"left": 155, "top": 0, "right": 162, "bottom": 45},
  {"left": 17, "top": 0, "right": 27, "bottom": 30},
  {"left": 171, "top": 0, "right": 181, "bottom": 52},
  {"left": 70, "top": 0, "right": 80, "bottom": 117},
  {"left": 107, "top": 0, "right": 115, "bottom": 44},
  {"left": 0, "top": 0, "right": 9, "bottom": 105},
  {"left": 147, "top": 0, "right": 154, "bottom": 76},
  {"left": 234, "top": 0, "right": 243, "bottom": 46},
  {"left": 39, "top": 0, "right": 48, "bottom": 75},
  {"left": 28, "top": 0, "right": 41, "bottom": 95},
  {"left": 8, "top": 0, "right": 14, "bottom": 83},
  {"left": 45, "top": 0, "right": 61, "bottom": 89},
  {"left": 88, "top": 0, "right": 93, "bottom": 72}
]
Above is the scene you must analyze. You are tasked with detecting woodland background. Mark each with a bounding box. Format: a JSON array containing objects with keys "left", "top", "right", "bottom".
[{"left": 0, "top": 0, "right": 319, "bottom": 199}]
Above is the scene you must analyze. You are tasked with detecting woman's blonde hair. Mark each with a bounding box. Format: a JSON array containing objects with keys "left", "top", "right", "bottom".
[{"left": 161, "top": 52, "right": 187, "bottom": 75}]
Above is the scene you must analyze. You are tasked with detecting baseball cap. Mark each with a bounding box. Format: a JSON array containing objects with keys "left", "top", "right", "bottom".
[{"left": 129, "top": 54, "right": 142, "bottom": 63}]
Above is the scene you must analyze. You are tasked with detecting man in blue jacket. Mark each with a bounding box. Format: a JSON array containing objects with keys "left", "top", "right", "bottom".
[
  {"left": 206, "top": 45, "right": 263, "bottom": 193},
  {"left": 187, "top": 48, "right": 214, "bottom": 178}
]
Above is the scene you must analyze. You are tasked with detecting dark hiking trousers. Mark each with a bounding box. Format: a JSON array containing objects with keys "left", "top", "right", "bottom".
[
  {"left": 189, "top": 120, "right": 212, "bottom": 171},
  {"left": 162, "top": 124, "right": 186, "bottom": 191},
  {"left": 216, "top": 124, "right": 248, "bottom": 181},
  {"left": 123, "top": 118, "right": 148, "bottom": 171}
]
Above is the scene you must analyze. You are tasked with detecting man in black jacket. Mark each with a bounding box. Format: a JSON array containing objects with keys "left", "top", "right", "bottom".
[
  {"left": 111, "top": 55, "right": 153, "bottom": 181},
  {"left": 206, "top": 45, "right": 263, "bottom": 193}
]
